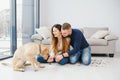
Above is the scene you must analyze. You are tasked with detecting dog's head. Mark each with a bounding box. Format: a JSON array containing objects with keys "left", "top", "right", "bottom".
[{"left": 40, "top": 44, "right": 49, "bottom": 60}]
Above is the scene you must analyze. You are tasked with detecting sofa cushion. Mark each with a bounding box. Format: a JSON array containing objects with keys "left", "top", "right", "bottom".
[
  {"left": 87, "top": 39, "right": 108, "bottom": 46},
  {"left": 35, "top": 27, "right": 51, "bottom": 39},
  {"left": 83, "top": 27, "right": 108, "bottom": 38},
  {"left": 31, "top": 34, "right": 43, "bottom": 41},
  {"left": 72, "top": 28, "right": 83, "bottom": 33},
  {"left": 42, "top": 38, "right": 51, "bottom": 45},
  {"left": 90, "top": 30, "right": 109, "bottom": 39}
]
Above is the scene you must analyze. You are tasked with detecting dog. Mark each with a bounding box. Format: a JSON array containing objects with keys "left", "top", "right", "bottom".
[{"left": 1, "top": 42, "right": 49, "bottom": 72}]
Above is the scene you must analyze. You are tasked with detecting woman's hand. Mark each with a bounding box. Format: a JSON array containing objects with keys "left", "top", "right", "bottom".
[
  {"left": 63, "top": 52, "right": 69, "bottom": 57},
  {"left": 55, "top": 55, "right": 63, "bottom": 62},
  {"left": 47, "top": 57, "right": 54, "bottom": 63}
]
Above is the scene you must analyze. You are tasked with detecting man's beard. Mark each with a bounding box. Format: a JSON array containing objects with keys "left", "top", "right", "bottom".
[{"left": 66, "top": 35, "right": 71, "bottom": 38}]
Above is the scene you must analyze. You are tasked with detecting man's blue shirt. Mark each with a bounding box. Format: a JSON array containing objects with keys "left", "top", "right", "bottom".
[{"left": 68, "top": 29, "right": 89, "bottom": 56}]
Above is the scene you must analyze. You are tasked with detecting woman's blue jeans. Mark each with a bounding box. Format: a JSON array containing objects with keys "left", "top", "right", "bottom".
[
  {"left": 69, "top": 46, "right": 91, "bottom": 65},
  {"left": 36, "top": 55, "right": 69, "bottom": 65}
]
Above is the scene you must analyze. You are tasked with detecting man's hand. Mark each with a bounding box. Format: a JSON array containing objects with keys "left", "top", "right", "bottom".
[
  {"left": 55, "top": 55, "right": 63, "bottom": 62},
  {"left": 47, "top": 57, "right": 54, "bottom": 63},
  {"left": 63, "top": 52, "right": 69, "bottom": 57}
]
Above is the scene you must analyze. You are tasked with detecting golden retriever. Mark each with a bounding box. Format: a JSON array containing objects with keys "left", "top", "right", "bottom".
[{"left": 2, "top": 42, "right": 49, "bottom": 72}]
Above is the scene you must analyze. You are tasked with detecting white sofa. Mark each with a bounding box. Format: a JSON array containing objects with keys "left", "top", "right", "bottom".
[{"left": 31, "top": 27, "right": 118, "bottom": 57}]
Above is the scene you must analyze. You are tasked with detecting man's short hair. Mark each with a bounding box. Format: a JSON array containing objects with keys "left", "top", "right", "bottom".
[{"left": 62, "top": 23, "right": 71, "bottom": 30}]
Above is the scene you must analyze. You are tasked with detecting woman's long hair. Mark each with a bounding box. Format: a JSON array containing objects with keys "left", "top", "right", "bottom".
[{"left": 51, "top": 24, "right": 70, "bottom": 55}]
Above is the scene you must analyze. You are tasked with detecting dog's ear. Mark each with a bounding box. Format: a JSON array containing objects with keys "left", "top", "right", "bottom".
[
  {"left": 42, "top": 48, "right": 49, "bottom": 55},
  {"left": 41, "top": 48, "right": 49, "bottom": 60},
  {"left": 40, "top": 44, "right": 49, "bottom": 59}
]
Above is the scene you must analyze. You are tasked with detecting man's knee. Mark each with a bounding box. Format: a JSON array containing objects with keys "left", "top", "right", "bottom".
[
  {"left": 69, "top": 60, "right": 77, "bottom": 64},
  {"left": 82, "top": 47, "right": 91, "bottom": 65},
  {"left": 69, "top": 58, "right": 78, "bottom": 64},
  {"left": 69, "top": 51, "right": 81, "bottom": 64},
  {"left": 82, "top": 58, "right": 91, "bottom": 65}
]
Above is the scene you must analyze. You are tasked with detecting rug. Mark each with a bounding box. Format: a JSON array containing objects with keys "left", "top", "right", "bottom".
[{"left": 90, "top": 57, "right": 116, "bottom": 67}]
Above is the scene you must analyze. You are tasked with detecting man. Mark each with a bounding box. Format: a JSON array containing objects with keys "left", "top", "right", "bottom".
[{"left": 60, "top": 22, "right": 91, "bottom": 65}]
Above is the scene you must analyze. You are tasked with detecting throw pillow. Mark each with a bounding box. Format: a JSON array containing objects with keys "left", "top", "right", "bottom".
[
  {"left": 104, "top": 34, "right": 118, "bottom": 40},
  {"left": 31, "top": 34, "right": 43, "bottom": 40},
  {"left": 35, "top": 27, "right": 51, "bottom": 39},
  {"left": 90, "top": 30, "right": 109, "bottom": 39}
]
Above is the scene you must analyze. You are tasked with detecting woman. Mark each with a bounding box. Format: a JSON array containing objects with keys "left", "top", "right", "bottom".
[{"left": 36, "top": 24, "right": 70, "bottom": 65}]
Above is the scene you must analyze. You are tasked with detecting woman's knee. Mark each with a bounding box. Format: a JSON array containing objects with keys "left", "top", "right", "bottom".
[
  {"left": 36, "top": 55, "right": 47, "bottom": 63},
  {"left": 58, "top": 58, "right": 68, "bottom": 65}
]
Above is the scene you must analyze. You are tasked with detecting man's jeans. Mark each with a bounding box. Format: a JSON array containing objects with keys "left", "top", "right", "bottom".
[{"left": 69, "top": 46, "right": 91, "bottom": 65}]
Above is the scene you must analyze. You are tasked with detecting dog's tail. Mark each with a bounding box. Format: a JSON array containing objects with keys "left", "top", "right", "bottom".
[
  {"left": 1, "top": 62, "right": 31, "bottom": 66},
  {"left": 1, "top": 63, "right": 12, "bottom": 67}
]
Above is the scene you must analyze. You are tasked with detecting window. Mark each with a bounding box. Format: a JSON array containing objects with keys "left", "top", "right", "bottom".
[
  {"left": 0, "top": 0, "right": 11, "bottom": 60},
  {"left": 17, "top": 0, "right": 22, "bottom": 48},
  {"left": 0, "top": 0, "right": 39, "bottom": 60}
]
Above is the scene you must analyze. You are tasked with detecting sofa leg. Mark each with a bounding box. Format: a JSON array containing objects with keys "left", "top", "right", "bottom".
[{"left": 109, "top": 54, "right": 114, "bottom": 57}]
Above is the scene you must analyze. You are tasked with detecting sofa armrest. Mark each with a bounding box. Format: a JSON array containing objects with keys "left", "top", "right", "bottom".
[
  {"left": 31, "top": 34, "right": 44, "bottom": 41},
  {"left": 104, "top": 34, "right": 118, "bottom": 41}
]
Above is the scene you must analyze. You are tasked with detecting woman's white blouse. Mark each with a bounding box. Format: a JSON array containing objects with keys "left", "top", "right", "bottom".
[{"left": 49, "top": 41, "right": 62, "bottom": 58}]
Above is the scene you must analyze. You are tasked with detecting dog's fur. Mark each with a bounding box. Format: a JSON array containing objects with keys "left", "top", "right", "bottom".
[{"left": 2, "top": 42, "right": 49, "bottom": 72}]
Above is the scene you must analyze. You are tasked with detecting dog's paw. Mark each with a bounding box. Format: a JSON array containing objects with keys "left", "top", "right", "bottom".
[
  {"left": 39, "top": 65, "right": 45, "bottom": 68},
  {"left": 14, "top": 68, "right": 25, "bottom": 72},
  {"left": 34, "top": 69, "right": 38, "bottom": 72},
  {"left": 21, "top": 69, "right": 25, "bottom": 72}
]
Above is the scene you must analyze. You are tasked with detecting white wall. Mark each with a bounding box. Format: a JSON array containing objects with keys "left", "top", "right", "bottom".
[{"left": 40, "top": 0, "right": 120, "bottom": 53}]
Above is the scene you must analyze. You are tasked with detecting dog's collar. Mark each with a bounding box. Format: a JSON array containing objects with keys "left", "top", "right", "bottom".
[
  {"left": 46, "top": 55, "right": 49, "bottom": 61},
  {"left": 39, "top": 44, "right": 41, "bottom": 53}
]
